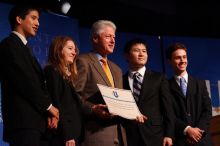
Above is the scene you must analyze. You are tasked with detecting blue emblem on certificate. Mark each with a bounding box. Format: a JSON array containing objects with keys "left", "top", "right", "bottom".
[
  {"left": 113, "top": 91, "right": 119, "bottom": 98},
  {"left": 97, "top": 84, "right": 141, "bottom": 120}
]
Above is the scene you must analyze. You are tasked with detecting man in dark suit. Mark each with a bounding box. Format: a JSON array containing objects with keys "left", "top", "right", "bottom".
[
  {"left": 0, "top": 5, "right": 59, "bottom": 146},
  {"left": 166, "top": 43, "right": 213, "bottom": 146},
  {"left": 74, "top": 20, "right": 126, "bottom": 146},
  {"left": 122, "top": 38, "right": 174, "bottom": 146}
]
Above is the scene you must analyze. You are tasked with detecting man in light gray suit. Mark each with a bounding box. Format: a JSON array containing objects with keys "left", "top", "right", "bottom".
[{"left": 75, "top": 20, "right": 126, "bottom": 146}]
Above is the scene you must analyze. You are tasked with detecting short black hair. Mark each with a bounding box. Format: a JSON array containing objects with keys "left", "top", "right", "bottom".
[
  {"left": 9, "top": 4, "right": 41, "bottom": 30},
  {"left": 166, "top": 43, "right": 187, "bottom": 60},
  {"left": 124, "top": 38, "right": 148, "bottom": 54}
]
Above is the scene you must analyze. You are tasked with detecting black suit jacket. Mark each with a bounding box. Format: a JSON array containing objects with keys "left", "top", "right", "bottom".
[
  {"left": 123, "top": 70, "right": 175, "bottom": 146},
  {"left": 169, "top": 75, "right": 212, "bottom": 146},
  {"left": 0, "top": 33, "right": 51, "bottom": 142},
  {"left": 44, "top": 65, "right": 84, "bottom": 143}
]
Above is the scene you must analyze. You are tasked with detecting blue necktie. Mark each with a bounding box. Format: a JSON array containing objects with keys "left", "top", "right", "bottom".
[
  {"left": 180, "top": 77, "right": 187, "bottom": 96},
  {"left": 133, "top": 72, "right": 142, "bottom": 102}
]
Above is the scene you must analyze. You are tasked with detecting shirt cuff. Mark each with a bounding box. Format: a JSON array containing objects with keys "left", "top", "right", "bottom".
[
  {"left": 183, "top": 125, "right": 191, "bottom": 135},
  {"left": 47, "top": 104, "right": 52, "bottom": 111}
]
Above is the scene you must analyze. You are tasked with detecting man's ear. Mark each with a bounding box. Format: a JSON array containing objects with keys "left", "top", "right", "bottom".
[
  {"left": 92, "top": 34, "right": 99, "bottom": 43},
  {"left": 16, "top": 16, "right": 23, "bottom": 25}
]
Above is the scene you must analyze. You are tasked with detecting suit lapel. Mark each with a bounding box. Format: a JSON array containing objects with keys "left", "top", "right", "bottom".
[
  {"left": 108, "top": 61, "right": 118, "bottom": 87},
  {"left": 11, "top": 33, "right": 43, "bottom": 75},
  {"left": 123, "top": 72, "right": 131, "bottom": 90},
  {"left": 171, "top": 76, "right": 196, "bottom": 100},
  {"left": 32, "top": 55, "right": 43, "bottom": 75},
  {"left": 138, "top": 70, "right": 153, "bottom": 103},
  {"left": 170, "top": 77, "right": 188, "bottom": 115},
  {"left": 170, "top": 77, "right": 186, "bottom": 99},
  {"left": 186, "top": 76, "right": 196, "bottom": 101},
  {"left": 88, "top": 53, "right": 112, "bottom": 87},
  {"left": 25, "top": 45, "right": 43, "bottom": 75}
]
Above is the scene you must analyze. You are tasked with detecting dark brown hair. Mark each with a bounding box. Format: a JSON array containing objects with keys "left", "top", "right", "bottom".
[
  {"left": 166, "top": 43, "right": 187, "bottom": 60},
  {"left": 124, "top": 38, "right": 148, "bottom": 54},
  {"left": 47, "top": 36, "right": 79, "bottom": 82},
  {"left": 9, "top": 4, "right": 41, "bottom": 30}
]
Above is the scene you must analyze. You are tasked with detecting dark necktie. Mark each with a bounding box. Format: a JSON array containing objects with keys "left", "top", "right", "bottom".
[
  {"left": 133, "top": 72, "right": 142, "bottom": 102},
  {"left": 180, "top": 77, "right": 187, "bottom": 96}
]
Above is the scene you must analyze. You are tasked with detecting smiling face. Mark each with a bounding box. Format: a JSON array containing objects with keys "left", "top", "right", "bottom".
[
  {"left": 93, "top": 25, "right": 115, "bottom": 57},
  {"left": 125, "top": 43, "right": 148, "bottom": 71},
  {"left": 16, "top": 10, "right": 39, "bottom": 38},
  {"left": 62, "top": 40, "right": 77, "bottom": 65},
  {"left": 169, "top": 49, "right": 188, "bottom": 76}
]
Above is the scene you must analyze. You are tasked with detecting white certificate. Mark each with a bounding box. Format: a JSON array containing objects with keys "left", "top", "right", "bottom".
[{"left": 97, "top": 84, "right": 142, "bottom": 119}]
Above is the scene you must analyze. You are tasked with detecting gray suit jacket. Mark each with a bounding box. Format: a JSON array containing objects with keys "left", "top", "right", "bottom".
[{"left": 75, "top": 52, "right": 126, "bottom": 146}]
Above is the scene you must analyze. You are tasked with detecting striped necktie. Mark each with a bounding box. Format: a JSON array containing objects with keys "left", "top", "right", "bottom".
[
  {"left": 180, "top": 77, "right": 187, "bottom": 97},
  {"left": 133, "top": 72, "right": 142, "bottom": 102},
  {"left": 101, "top": 58, "right": 114, "bottom": 87}
]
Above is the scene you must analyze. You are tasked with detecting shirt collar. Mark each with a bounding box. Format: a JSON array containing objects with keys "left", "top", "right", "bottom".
[
  {"left": 96, "top": 53, "right": 108, "bottom": 61},
  {"left": 175, "top": 72, "right": 188, "bottom": 85},
  {"left": 129, "top": 66, "right": 146, "bottom": 78},
  {"left": 12, "top": 31, "right": 27, "bottom": 45}
]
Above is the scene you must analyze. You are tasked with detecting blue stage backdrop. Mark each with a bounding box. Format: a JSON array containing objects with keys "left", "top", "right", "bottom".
[
  {"left": 29, "top": 12, "right": 80, "bottom": 67},
  {"left": 0, "top": 3, "right": 12, "bottom": 146},
  {"left": 78, "top": 28, "right": 164, "bottom": 73},
  {"left": 1, "top": 2, "right": 220, "bottom": 145}
]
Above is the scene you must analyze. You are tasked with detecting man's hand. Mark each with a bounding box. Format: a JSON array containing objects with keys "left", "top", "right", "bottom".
[
  {"left": 65, "top": 139, "right": 76, "bottom": 146},
  {"left": 186, "top": 137, "right": 197, "bottom": 145},
  {"left": 163, "top": 137, "right": 173, "bottom": 146},
  {"left": 186, "top": 127, "right": 204, "bottom": 142},
  {"left": 48, "top": 105, "right": 59, "bottom": 129},
  {"left": 91, "top": 104, "right": 113, "bottom": 119},
  {"left": 48, "top": 105, "right": 59, "bottom": 120},
  {"left": 135, "top": 114, "right": 148, "bottom": 123},
  {"left": 48, "top": 116, "right": 58, "bottom": 129}
]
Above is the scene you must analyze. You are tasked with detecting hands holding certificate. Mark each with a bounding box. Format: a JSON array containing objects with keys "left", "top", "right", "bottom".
[
  {"left": 91, "top": 103, "right": 148, "bottom": 125},
  {"left": 135, "top": 115, "right": 148, "bottom": 123},
  {"left": 97, "top": 84, "right": 148, "bottom": 122},
  {"left": 92, "top": 103, "right": 148, "bottom": 124},
  {"left": 91, "top": 104, "right": 113, "bottom": 119}
]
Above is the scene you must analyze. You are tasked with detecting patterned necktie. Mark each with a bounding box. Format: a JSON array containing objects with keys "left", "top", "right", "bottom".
[
  {"left": 133, "top": 72, "right": 142, "bottom": 102},
  {"left": 180, "top": 77, "right": 187, "bottom": 96},
  {"left": 101, "top": 58, "right": 114, "bottom": 87}
]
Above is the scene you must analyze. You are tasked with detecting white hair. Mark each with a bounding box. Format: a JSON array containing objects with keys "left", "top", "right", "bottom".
[{"left": 90, "top": 20, "right": 116, "bottom": 39}]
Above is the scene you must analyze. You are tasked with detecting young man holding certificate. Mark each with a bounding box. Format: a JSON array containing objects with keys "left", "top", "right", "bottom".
[{"left": 122, "top": 38, "right": 175, "bottom": 146}]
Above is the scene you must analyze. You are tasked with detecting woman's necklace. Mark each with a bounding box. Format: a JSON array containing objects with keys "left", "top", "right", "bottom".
[{"left": 65, "top": 66, "right": 71, "bottom": 76}]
